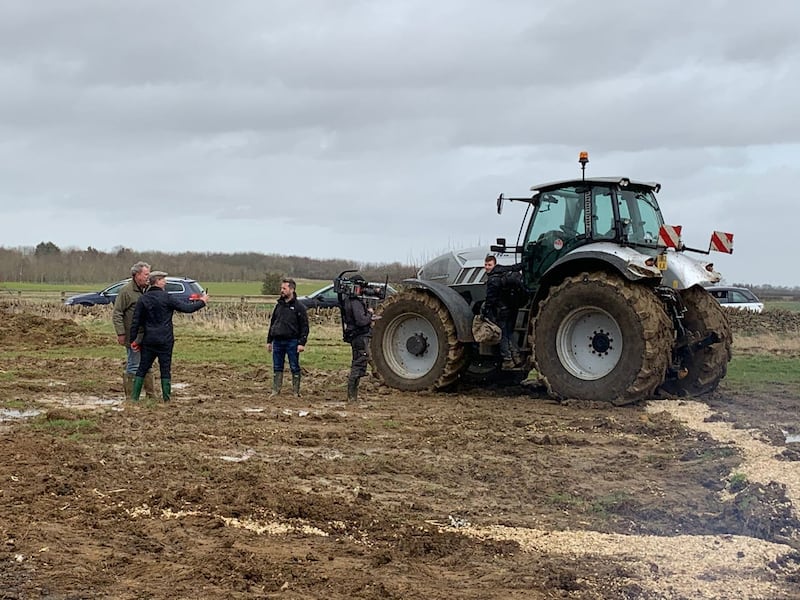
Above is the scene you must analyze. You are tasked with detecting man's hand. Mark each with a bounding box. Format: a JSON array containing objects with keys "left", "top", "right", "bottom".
[
  {"left": 297, "top": 344, "right": 305, "bottom": 353},
  {"left": 117, "top": 334, "right": 126, "bottom": 345},
  {"left": 131, "top": 341, "right": 141, "bottom": 352},
  {"left": 266, "top": 343, "right": 272, "bottom": 353}
]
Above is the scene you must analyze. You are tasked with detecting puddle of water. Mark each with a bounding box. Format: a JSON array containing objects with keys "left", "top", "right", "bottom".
[
  {"left": 0, "top": 408, "right": 42, "bottom": 422},
  {"left": 785, "top": 432, "right": 800, "bottom": 444}
]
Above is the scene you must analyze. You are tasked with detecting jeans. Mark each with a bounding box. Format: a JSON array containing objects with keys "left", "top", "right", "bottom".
[
  {"left": 272, "top": 339, "right": 301, "bottom": 374},
  {"left": 125, "top": 345, "right": 141, "bottom": 375}
]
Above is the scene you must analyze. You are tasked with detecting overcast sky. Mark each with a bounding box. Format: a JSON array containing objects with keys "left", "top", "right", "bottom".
[{"left": 1, "top": 1, "right": 797, "bottom": 286}]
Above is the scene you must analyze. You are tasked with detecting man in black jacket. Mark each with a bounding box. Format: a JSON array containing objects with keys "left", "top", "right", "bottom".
[
  {"left": 129, "top": 271, "right": 209, "bottom": 401},
  {"left": 267, "top": 278, "right": 310, "bottom": 397},
  {"left": 341, "top": 275, "right": 375, "bottom": 402},
  {"left": 481, "top": 255, "right": 524, "bottom": 369}
]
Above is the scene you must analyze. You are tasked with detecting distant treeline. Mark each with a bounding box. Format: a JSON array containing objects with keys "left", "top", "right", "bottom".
[{"left": 0, "top": 242, "right": 419, "bottom": 285}]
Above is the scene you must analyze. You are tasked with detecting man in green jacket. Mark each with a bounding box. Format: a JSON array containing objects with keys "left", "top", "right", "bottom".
[{"left": 112, "top": 261, "right": 158, "bottom": 400}]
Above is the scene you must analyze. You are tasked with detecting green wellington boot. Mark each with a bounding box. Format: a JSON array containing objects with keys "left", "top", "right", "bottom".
[
  {"left": 161, "top": 378, "right": 171, "bottom": 402},
  {"left": 131, "top": 376, "right": 145, "bottom": 402}
]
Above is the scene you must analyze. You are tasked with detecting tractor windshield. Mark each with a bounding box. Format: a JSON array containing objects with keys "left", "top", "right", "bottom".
[
  {"left": 616, "top": 188, "right": 663, "bottom": 245},
  {"left": 524, "top": 186, "right": 586, "bottom": 246}
]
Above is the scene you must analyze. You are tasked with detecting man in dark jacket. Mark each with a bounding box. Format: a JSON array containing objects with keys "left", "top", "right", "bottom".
[
  {"left": 267, "top": 278, "right": 310, "bottom": 397},
  {"left": 481, "top": 255, "right": 524, "bottom": 368},
  {"left": 129, "top": 271, "right": 209, "bottom": 401},
  {"left": 341, "top": 275, "right": 375, "bottom": 402}
]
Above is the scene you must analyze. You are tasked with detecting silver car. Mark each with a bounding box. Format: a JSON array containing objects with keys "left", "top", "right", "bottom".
[{"left": 706, "top": 286, "right": 764, "bottom": 313}]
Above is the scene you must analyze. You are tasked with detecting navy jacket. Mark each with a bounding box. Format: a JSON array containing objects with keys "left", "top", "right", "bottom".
[
  {"left": 267, "top": 294, "right": 309, "bottom": 345},
  {"left": 130, "top": 287, "right": 206, "bottom": 347}
]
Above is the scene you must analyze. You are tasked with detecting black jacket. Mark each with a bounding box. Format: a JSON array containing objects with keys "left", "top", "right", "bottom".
[
  {"left": 483, "top": 263, "right": 523, "bottom": 322},
  {"left": 130, "top": 287, "right": 206, "bottom": 347},
  {"left": 267, "top": 294, "right": 310, "bottom": 345},
  {"left": 342, "top": 296, "right": 372, "bottom": 341}
]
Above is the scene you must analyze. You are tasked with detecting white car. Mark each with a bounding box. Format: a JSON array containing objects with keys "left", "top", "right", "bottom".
[{"left": 706, "top": 286, "right": 764, "bottom": 313}]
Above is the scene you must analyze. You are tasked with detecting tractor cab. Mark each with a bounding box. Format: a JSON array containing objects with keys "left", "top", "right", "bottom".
[{"left": 516, "top": 177, "right": 665, "bottom": 283}]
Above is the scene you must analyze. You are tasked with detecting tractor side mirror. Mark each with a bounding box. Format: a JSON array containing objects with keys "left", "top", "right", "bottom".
[
  {"left": 496, "top": 194, "right": 504, "bottom": 214},
  {"left": 490, "top": 238, "right": 507, "bottom": 253}
]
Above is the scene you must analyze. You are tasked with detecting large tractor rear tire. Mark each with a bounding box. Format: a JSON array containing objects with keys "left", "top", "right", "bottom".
[
  {"left": 532, "top": 272, "right": 673, "bottom": 404},
  {"left": 660, "top": 285, "right": 732, "bottom": 397},
  {"left": 371, "top": 290, "right": 466, "bottom": 391}
]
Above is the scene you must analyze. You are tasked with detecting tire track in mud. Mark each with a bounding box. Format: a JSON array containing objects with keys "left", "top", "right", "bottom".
[
  {"left": 445, "top": 398, "right": 800, "bottom": 600},
  {"left": 646, "top": 399, "right": 800, "bottom": 510}
]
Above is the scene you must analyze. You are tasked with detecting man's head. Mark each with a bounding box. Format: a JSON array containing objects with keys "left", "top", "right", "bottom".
[
  {"left": 148, "top": 271, "right": 168, "bottom": 288},
  {"left": 280, "top": 278, "right": 296, "bottom": 300},
  {"left": 484, "top": 255, "right": 497, "bottom": 274},
  {"left": 131, "top": 261, "right": 151, "bottom": 288}
]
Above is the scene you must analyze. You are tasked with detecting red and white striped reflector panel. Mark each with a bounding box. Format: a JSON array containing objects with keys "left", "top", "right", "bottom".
[
  {"left": 710, "top": 231, "right": 734, "bottom": 254},
  {"left": 657, "top": 225, "right": 682, "bottom": 248}
]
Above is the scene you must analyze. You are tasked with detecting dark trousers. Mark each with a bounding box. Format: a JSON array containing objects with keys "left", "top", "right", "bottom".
[
  {"left": 349, "top": 334, "right": 370, "bottom": 380},
  {"left": 272, "top": 339, "right": 301, "bottom": 374},
  {"left": 498, "top": 309, "right": 518, "bottom": 360},
  {"left": 136, "top": 342, "right": 173, "bottom": 380}
]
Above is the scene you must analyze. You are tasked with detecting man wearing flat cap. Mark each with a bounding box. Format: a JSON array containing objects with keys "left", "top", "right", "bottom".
[
  {"left": 129, "top": 271, "right": 209, "bottom": 401},
  {"left": 112, "top": 261, "right": 159, "bottom": 400}
]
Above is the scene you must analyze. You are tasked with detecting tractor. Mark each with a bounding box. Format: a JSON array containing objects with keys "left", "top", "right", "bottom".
[{"left": 370, "top": 152, "right": 734, "bottom": 404}]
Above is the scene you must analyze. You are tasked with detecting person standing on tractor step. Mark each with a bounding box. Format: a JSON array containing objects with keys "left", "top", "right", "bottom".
[
  {"left": 267, "top": 278, "right": 309, "bottom": 398},
  {"left": 129, "top": 271, "right": 209, "bottom": 402},
  {"left": 112, "top": 261, "right": 159, "bottom": 400},
  {"left": 482, "top": 254, "right": 524, "bottom": 369},
  {"left": 341, "top": 275, "right": 375, "bottom": 402}
]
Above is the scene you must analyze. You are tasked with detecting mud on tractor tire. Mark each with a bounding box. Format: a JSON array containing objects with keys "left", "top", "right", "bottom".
[
  {"left": 532, "top": 272, "right": 673, "bottom": 404},
  {"left": 660, "top": 285, "right": 732, "bottom": 397},
  {"left": 371, "top": 290, "right": 466, "bottom": 391}
]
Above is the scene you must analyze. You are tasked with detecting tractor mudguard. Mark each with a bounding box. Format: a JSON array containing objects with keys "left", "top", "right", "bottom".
[
  {"left": 547, "top": 243, "right": 720, "bottom": 289},
  {"left": 401, "top": 278, "right": 475, "bottom": 342},
  {"left": 546, "top": 243, "right": 661, "bottom": 283}
]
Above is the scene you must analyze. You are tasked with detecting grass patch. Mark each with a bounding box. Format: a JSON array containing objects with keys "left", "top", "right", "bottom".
[
  {"left": 0, "top": 399, "right": 27, "bottom": 409},
  {"left": 546, "top": 492, "right": 584, "bottom": 508},
  {"left": 724, "top": 355, "right": 800, "bottom": 393},
  {"left": 32, "top": 417, "right": 98, "bottom": 437},
  {"left": 765, "top": 300, "right": 800, "bottom": 313},
  {"left": 591, "top": 491, "right": 633, "bottom": 515}
]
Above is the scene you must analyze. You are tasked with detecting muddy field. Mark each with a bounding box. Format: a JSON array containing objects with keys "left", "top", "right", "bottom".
[{"left": 1, "top": 304, "right": 800, "bottom": 599}]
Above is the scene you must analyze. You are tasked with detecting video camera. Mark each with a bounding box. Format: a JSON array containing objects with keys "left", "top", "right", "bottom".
[{"left": 333, "top": 270, "right": 388, "bottom": 302}]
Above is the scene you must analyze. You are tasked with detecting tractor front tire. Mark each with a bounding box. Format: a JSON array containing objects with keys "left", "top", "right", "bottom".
[{"left": 660, "top": 285, "right": 732, "bottom": 397}]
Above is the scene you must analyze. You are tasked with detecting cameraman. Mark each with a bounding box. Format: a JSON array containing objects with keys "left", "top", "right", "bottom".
[{"left": 341, "top": 275, "right": 375, "bottom": 402}]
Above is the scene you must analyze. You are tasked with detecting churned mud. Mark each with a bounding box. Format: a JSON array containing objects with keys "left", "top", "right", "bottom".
[{"left": 1, "top": 306, "right": 799, "bottom": 599}]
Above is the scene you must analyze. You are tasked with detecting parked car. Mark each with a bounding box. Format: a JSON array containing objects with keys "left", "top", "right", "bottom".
[
  {"left": 63, "top": 277, "right": 205, "bottom": 307},
  {"left": 706, "top": 286, "right": 764, "bottom": 313},
  {"left": 297, "top": 282, "right": 397, "bottom": 310}
]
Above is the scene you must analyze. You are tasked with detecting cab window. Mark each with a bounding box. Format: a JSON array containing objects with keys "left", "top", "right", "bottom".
[{"left": 592, "top": 187, "right": 615, "bottom": 239}]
